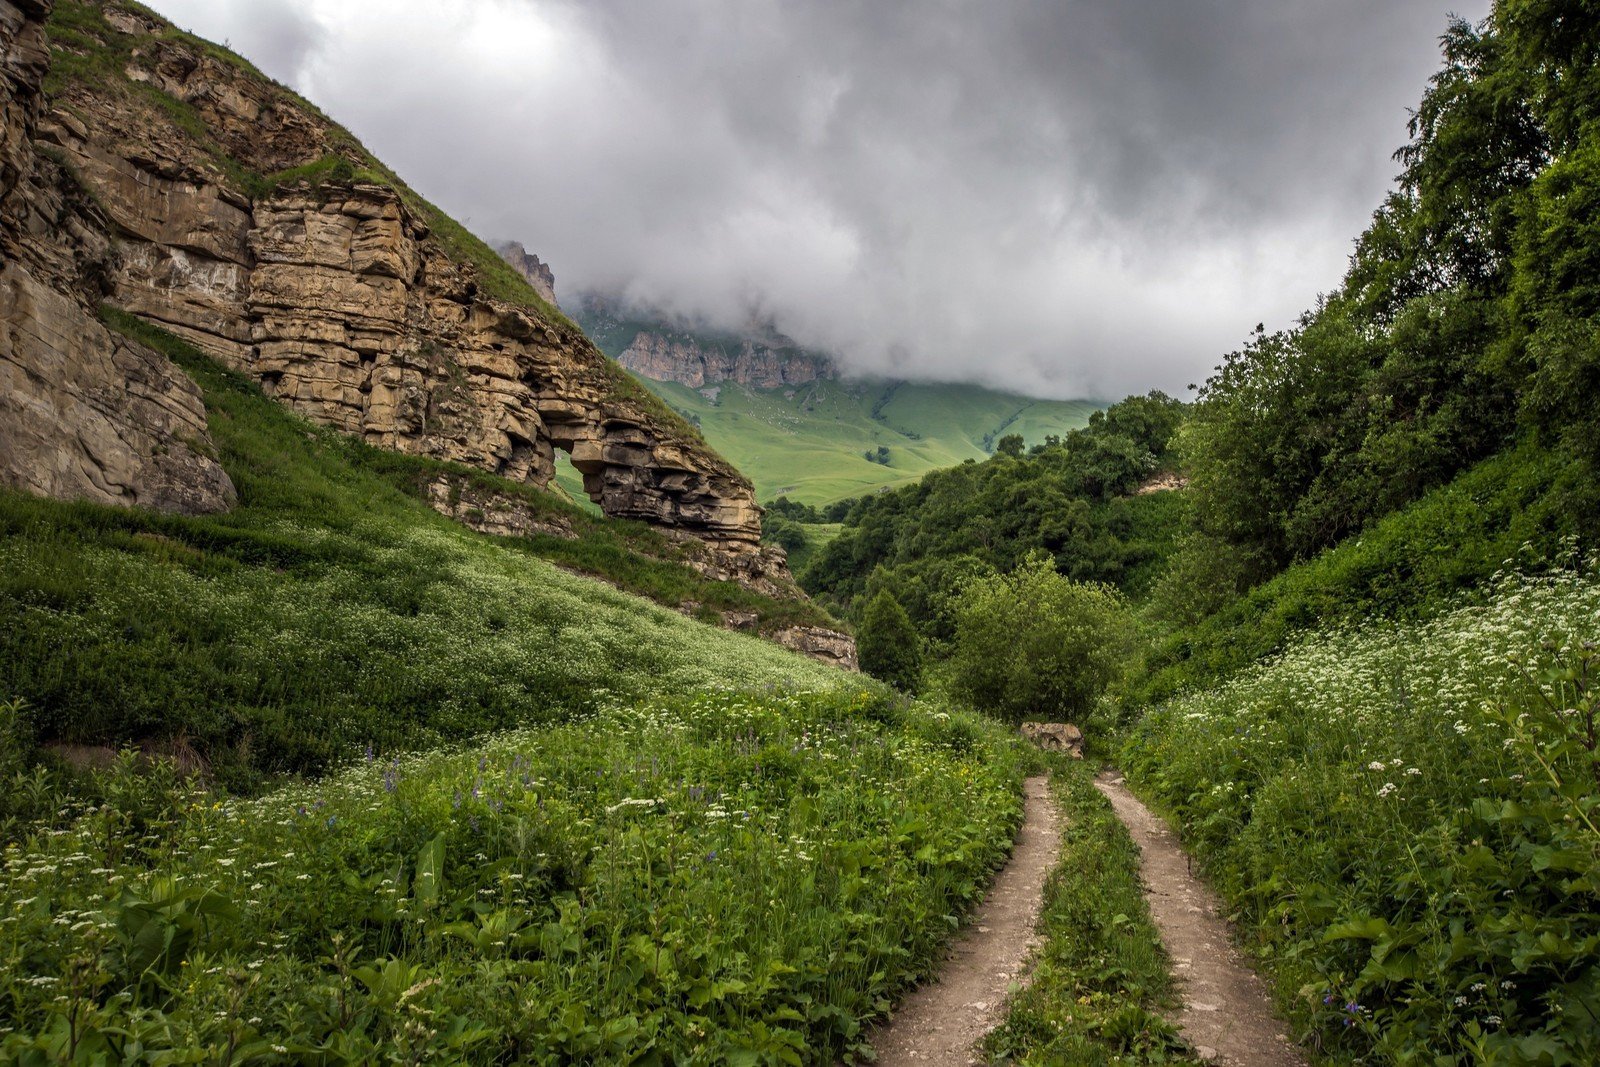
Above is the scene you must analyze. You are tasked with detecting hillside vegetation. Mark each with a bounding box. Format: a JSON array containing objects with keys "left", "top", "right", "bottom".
[
  {"left": 0, "top": 313, "right": 837, "bottom": 793},
  {"left": 573, "top": 303, "right": 1102, "bottom": 505},
  {"left": 0, "top": 310, "right": 1043, "bottom": 1065},
  {"left": 797, "top": 392, "right": 1185, "bottom": 644}
]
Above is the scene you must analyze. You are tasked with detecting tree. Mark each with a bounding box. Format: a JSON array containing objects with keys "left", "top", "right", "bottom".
[
  {"left": 995, "top": 434, "right": 1025, "bottom": 458},
  {"left": 857, "top": 589, "right": 923, "bottom": 693},
  {"left": 946, "top": 554, "right": 1131, "bottom": 725}
]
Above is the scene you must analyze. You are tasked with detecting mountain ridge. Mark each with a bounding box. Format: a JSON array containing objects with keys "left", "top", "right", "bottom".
[{"left": 568, "top": 292, "right": 1102, "bottom": 503}]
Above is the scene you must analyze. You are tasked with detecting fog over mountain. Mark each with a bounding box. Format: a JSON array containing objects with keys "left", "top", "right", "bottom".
[{"left": 145, "top": 0, "right": 1491, "bottom": 399}]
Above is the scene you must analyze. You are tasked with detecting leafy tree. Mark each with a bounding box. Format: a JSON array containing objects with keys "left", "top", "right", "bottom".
[
  {"left": 801, "top": 392, "right": 1186, "bottom": 639},
  {"left": 762, "top": 515, "right": 808, "bottom": 555},
  {"left": 856, "top": 589, "right": 923, "bottom": 693},
  {"left": 946, "top": 555, "right": 1132, "bottom": 725},
  {"left": 764, "top": 496, "right": 821, "bottom": 523},
  {"left": 995, "top": 433, "right": 1024, "bottom": 458}
]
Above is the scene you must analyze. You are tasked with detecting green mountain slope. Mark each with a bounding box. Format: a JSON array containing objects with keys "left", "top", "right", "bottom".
[
  {"left": 638, "top": 376, "right": 1100, "bottom": 505},
  {"left": 574, "top": 301, "right": 1100, "bottom": 504},
  {"left": 0, "top": 313, "right": 839, "bottom": 790}
]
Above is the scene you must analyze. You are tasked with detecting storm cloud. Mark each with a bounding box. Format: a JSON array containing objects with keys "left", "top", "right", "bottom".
[{"left": 145, "top": 0, "right": 1491, "bottom": 399}]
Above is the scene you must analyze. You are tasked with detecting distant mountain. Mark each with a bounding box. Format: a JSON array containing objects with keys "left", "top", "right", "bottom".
[
  {"left": 492, "top": 240, "right": 559, "bottom": 308},
  {"left": 573, "top": 295, "right": 1101, "bottom": 504}
]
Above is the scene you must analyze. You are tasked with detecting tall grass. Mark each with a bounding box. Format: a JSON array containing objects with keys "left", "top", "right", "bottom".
[
  {"left": 0, "top": 690, "right": 1026, "bottom": 1063},
  {"left": 1125, "top": 563, "right": 1600, "bottom": 1064}
]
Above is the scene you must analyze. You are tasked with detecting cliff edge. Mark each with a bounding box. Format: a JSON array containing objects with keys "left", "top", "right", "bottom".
[{"left": 10, "top": 0, "right": 776, "bottom": 572}]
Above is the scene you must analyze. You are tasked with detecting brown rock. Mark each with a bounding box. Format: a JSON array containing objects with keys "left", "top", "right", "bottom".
[
  {"left": 772, "top": 626, "right": 859, "bottom": 671},
  {"left": 0, "top": 0, "right": 234, "bottom": 516},
  {"left": 1020, "top": 721, "right": 1084, "bottom": 758}
]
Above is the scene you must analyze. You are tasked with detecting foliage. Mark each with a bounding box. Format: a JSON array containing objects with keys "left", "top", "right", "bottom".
[
  {"left": 0, "top": 313, "right": 838, "bottom": 790},
  {"left": 1125, "top": 565, "right": 1600, "bottom": 1065},
  {"left": 0, "top": 689, "right": 1030, "bottom": 1064},
  {"left": 947, "top": 556, "right": 1133, "bottom": 727},
  {"left": 987, "top": 761, "right": 1197, "bottom": 1065},
  {"left": 1176, "top": 5, "right": 1600, "bottom": 601},
  {"left": 1135, "top": 441, "right": 1592, "bottom": 704},
  {"left": 802, "top": 392, "right": 1187, "bottom": 640},
  {"left": 857, "top": 590, "right": 923, "bottom": 695}
]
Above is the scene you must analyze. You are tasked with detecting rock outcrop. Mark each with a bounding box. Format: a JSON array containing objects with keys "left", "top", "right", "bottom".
[
  {"left": 493, "top": 240, "right": 557, "bottom": 308},
  {"left": 770, "top": 625, "right": 859, "bottom": 671},
  {"left": 0, "top": 1, "right": 856, "bottom": 664},
  {"left": 0, "top": 0, "right": 234, "bottom": 514},
  {"left": 1020, "top": 722, "right": 1084, "bottom": 759},
  {"left": 614, "top": 329, "right": 836, "bottom": 391},
  {"left": 23, "top": 1, "right": 773, "bottom": 568}
]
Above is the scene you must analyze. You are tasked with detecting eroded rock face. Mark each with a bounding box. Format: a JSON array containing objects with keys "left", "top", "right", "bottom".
[
  {"left": 0, "top": 0, "right": 233, "bottom": 514},
  {"left": 771, "top": 626, "right": 860, "bottom": 671},
  {"left": 493, "top": 240, "right": 557, "bottom": 308},
  {"left": 423, "top": 474, "right": 577, "bottom": 541},
  {"left": 617, "top": 330, "right": 836, "bottom": 390},
  {"left": 31, "top": 7, "right": 770, "bottom": 564}
]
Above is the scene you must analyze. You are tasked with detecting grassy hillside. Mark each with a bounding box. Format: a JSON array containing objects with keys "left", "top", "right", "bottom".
[
  {"left": 640, "top": 376, "right": 1099, "bottom": 505},
  {"left": 0, "top": 687, "right": 1034, "bottom": 1063},
  {"left": 1125, "top": 567, "right": 1600, "bottom": 1064},
  {"left": 0, "top": 312, "right": 839, "bottom": 791}
]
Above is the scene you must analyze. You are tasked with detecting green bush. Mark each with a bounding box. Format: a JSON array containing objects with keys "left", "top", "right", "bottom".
[
  {"left": 857, "top": 589, "right": 923, "bottom": 694},
  {"left": 947, "top": 555, "right": 1133, "bottom": 726}
]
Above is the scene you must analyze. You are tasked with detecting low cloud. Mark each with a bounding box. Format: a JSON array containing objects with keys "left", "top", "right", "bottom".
[{"left": 147, "top": 0, "right": 1490, "bottom": 399}]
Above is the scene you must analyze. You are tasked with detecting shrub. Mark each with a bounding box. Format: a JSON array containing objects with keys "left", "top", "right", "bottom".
[
  {"left": 857, "top": 589, "right": 924, "bottom": 694},
  {"left": 947, "top": 555, "right": 1133, "bottom": 726}
]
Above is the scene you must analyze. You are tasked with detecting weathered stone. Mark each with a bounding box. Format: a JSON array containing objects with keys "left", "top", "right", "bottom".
[
  {"left": 423, "top": 474, "right": 575, "bottom": 541},
  {"left": 1020, "top": 722, "right": 1084, "bottom": 759},
  {"left": 613, "top": 327, "right": 836, "bottom": 390},
  {"left": 493, "top": 239, "right": 557, "bottom": 308},
  {"left": 771, "top": 625, "right": 860, "bottom": 671},
  {"left": 0, "top": 0, "right": 233, "bottom": 516}
]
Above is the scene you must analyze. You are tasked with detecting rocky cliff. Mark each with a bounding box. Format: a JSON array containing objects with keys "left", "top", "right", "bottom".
[
  {"left": 0, "top": 0, "right": 233, "bottom": 513},
  {"left": 492, "top": 239, "right": 557, "bottom": 309},
  {"left": 616, "top": 330, "right": 836, "bottom": 390},
  {"left": 17, "top": 0, "right": 775, "bottom": 563},
  {"left": 575, "top": 295, "right": 837, "bottom": 390}
]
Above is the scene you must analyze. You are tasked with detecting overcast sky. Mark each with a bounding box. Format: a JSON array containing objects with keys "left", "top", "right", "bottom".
[{"left": 145, "top": 0, "right": 1490, "bottom": 400}]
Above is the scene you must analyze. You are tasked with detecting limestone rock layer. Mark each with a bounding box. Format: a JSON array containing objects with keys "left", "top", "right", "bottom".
[
  {"left": 0, "top": 0, "right": 234, "bottom": 514},
  {"left": 9, "top": 0, "right": 774, "bottom": 564}
]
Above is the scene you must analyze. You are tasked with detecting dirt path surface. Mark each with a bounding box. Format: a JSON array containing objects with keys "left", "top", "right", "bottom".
[
  {"left": 1096, "top": 772, "right": 1306, "bottom": 1066},
  {"left": 867, "top": 775, "right": 1061, "bottom": 1066}
]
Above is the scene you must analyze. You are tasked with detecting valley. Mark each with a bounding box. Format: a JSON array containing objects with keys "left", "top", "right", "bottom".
[
  {"left": 2, "top": 2, "right": 1598, "bottom": 1065},
  {"left": 574, "top": 300, "right": 1102, "bottom": 504}
]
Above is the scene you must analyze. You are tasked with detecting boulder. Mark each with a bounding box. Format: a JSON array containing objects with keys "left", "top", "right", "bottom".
[{"left": 1020, "top": 721, "right": 1084, "bottom": 758}]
